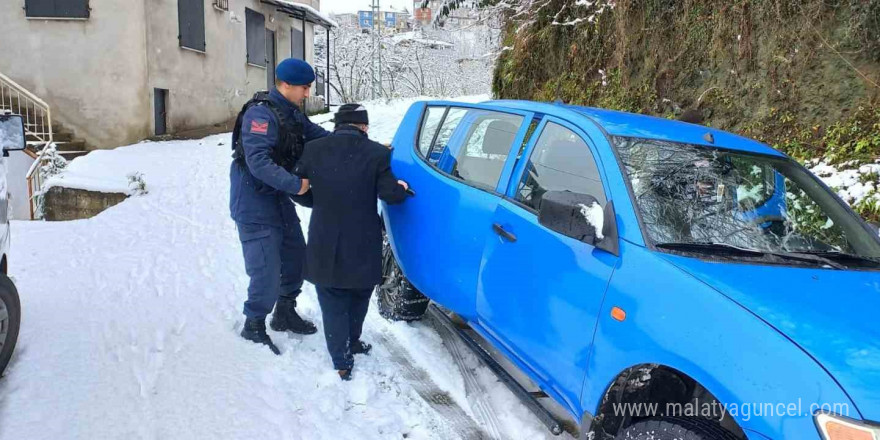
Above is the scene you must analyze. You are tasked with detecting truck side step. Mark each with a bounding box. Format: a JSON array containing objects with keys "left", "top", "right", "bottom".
[{"left": 428, "top": 304, "right": 565, "bottom": 436}]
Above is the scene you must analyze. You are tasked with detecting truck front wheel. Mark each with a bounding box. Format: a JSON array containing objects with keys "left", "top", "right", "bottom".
[{"left": 616, "top": 417, "right": 740, "bottom": 440}]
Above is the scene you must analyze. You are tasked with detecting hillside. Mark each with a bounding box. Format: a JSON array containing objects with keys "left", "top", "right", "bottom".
[{"left": 493, "top": 0, "right": 880, "bottom": 219}]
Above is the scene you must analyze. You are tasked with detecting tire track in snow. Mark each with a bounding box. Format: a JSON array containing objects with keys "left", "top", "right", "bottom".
[
  {"left": 376, "top": 333, "right": 490, "bottom": 440},
  {"left": 428, "top": 312, "right": 503, "bottom": 439}
]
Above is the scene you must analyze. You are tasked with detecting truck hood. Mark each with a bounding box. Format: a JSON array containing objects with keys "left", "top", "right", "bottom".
[{"left": 662, "top": 254, "right": 880, "bottom": 421}]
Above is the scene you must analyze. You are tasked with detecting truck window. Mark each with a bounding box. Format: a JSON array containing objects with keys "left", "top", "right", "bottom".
[
  {"left": 427, "top": 108, "right": 467, "bottom": 166},
  {"left": 515, "top": 122, "right": 606, "bottom": 211},
  {"left": 417, "top": 107, "right": 445, "bottom": 158},
  {"left": 449, "top": 111, "right": 523, "bottom": 190}
]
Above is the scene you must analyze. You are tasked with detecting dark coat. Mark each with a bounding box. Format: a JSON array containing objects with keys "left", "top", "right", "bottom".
[
  {"left": 229, "top": 88, "right": 330, "bottom": 226},
  {"left": 294, "top": 125, "right": 409, "bottom": 288}
]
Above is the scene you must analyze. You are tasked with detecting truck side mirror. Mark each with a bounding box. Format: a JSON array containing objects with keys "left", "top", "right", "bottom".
[
  {"left": 537, "top": 190, "right": 620, "bottom": 256},
  {"left": 0, "top": 114, "right": 26, "bottom": 157}
]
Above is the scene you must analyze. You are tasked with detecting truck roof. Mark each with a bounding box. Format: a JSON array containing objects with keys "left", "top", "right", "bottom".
[{"left": 481, "top": 99, "right": 786, "bottom": 158}]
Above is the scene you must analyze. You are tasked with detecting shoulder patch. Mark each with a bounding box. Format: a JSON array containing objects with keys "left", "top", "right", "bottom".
[{"left": 250, "top": 119, "right": 269, "bottom": 135}]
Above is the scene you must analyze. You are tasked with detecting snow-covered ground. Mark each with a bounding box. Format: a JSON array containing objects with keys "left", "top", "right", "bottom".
[{"left": 0, "top": 95, "right": 562, "bottom": 439}]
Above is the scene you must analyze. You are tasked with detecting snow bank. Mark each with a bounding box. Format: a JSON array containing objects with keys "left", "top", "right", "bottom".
[
  {"left": 42, "top": 137, "right": 234, "bottom": 195},
  {"left": 809, "top": 160, "right": 880, "bottom": 207}
]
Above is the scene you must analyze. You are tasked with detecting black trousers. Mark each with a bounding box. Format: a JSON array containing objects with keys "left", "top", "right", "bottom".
[{"left": 315, "top": 286, "right": 373, "bottom": 370}]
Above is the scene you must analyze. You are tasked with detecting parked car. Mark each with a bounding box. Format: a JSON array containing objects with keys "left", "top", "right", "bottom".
[
  {"left": 0, "top": 113, "right": 24, "bottom": 376},
  {"left": 378, "top": 100, "right": 880, "bottom": 440}
]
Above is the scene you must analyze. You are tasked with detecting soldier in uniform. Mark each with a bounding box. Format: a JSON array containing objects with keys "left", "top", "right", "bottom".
[{"left": 230, "top": 59, "right": 330, "bottom": 354}]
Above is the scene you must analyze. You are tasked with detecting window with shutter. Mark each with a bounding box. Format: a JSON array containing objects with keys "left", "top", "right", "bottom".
[
  {"left": 25, "top": 0, "right": 89, "bottom": 19},
  {"left": 246, "top": 8, "right": 267, "bottom": 67},
  {"left": 178, "top": 0, "right": 206, "bottom": 52}
]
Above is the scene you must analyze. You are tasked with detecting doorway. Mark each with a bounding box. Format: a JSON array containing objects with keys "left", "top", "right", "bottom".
[{"left": 154, "top": 88, "right": 168, "bottom": 136}]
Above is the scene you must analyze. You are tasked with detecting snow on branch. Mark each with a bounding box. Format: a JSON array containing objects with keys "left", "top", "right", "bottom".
[
  {"left": 319, "top": 22, "right": 498, "bottom": 101},
  {"left": 551, "top": 0, "right": 615, "bottom": 26}
]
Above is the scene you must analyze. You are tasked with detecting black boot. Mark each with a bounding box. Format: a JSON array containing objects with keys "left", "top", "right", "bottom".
[
  {"left": 270, "top": 296, "right": 318, "bottom": 335},
  {"left": 351, "top": 340, "right": 372, "bottom": 356},
  {"left": 240, "top": 317, "right": 281, "bottom": 355}
]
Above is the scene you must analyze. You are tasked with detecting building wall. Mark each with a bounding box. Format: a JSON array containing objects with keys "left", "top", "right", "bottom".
[
  {"left": 0, "top": 0, "right": 151, "bottom": 150},
  {"left": 145, "top": 0, "right": 319, "bottom": 136},
  {"left": 0, "top": 0, "right": 322, "bottom": 150}
]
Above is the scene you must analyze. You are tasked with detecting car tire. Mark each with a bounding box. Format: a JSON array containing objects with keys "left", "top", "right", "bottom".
[
  {"left": 0, "top": 274, "right": 21, "bottom": 376},
  {"left": 615, "top": 417, "right": 740, "bottom": 440},
  {"left": 377, "top": 235, "right": 429, "bottom": 322}
]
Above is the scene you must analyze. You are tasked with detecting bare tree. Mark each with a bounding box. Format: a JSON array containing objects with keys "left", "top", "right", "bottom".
[{"left": 318, "top": 22, "right": 497, "bottom": 102}]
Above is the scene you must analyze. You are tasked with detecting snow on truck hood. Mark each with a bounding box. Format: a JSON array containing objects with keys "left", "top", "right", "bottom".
[{"left": 661, "top": 254, "right": 880, "bottom": 420}]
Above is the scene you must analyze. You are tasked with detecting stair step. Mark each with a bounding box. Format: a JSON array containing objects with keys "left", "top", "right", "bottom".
[
  {"left": 55, "top": 132, "right": 74, "bottom": 142},
  {"left": 22, "top": 122, "right": 65, "bottom": 134},
  {"left": 4, "top": 109, "right": 47, "bottom": 121},
  {"left": 25, "top": 139, "right": 87, "bottom": 151},
  {"left": 3, "top": 94, "right": 86, "bottom": 152},
  {"left": 26, "top": 132, "right": 72, "bottom": 142},
  {"left": 58, "top": 151, "right": 89, "bottom": 160},
  {"left": 56, "top": 140, "right": 86, "bottom": 151}
]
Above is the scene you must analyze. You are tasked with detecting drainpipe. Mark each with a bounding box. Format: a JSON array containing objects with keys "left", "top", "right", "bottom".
[
  {"left": 301, "top": 16, "right": 308, "bottom": 112},
  {"left": 301, "top": 16, "right": 307, "bottom": 60},
  {"left": 326, "top": 26, "right": 330, "bottom": 112}
]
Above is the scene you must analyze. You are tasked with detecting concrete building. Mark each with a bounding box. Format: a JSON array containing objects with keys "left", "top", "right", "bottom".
[
  {"left": 0, "top": 0, "right": 335, "bottom": 151},
  {"left": 332, "top": 13, "right": 358, "bottom": 28},
  {"left": 411, "top": 0, "right": 479, "bottom": 29},
  {"left": 354, "top": 9, "right": 411, "bottom": 34}
]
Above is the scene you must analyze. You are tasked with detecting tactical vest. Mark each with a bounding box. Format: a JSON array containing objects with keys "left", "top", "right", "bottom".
[{"left": 231, "top": 91, "right": 305, "bottom": 172}]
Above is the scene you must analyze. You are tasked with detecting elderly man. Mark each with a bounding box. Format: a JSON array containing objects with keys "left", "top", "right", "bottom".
[{"left": 294, "top": 104, "right": 410, "bottom": 380}]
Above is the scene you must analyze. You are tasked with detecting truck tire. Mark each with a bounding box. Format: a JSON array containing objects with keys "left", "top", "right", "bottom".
[
  {"left": 0, "top": 274, "right": 21, "bottom": 376},
  {"left": 616, "top": 417, "right": 740, "bottom": 440},
  {"left": 377, "top": 235, "right": 429, "bottom": 322}
]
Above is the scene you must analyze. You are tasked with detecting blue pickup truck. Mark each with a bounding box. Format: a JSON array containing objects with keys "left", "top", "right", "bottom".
[{"left": 378, "top": 100, "right": 880, "bottom": 440}]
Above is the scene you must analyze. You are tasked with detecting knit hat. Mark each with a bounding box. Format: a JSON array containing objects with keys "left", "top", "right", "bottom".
[
  {"left": 334, "top": 104, "right": 369, "bottom": 125},
  {"left": 275, "top": 58, "right": 315, "bottom": 86}
]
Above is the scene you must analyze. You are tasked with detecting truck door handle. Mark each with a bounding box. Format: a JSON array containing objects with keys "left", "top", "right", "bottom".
[{"left": 492, "top": 223, "right": 517, "bottom": 242}]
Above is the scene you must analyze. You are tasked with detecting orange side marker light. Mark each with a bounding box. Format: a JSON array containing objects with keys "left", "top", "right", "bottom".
[{"left": 611, "top": 307, "right": 626, "bottom": 322}]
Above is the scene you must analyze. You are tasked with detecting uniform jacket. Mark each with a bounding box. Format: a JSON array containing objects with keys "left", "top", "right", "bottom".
[
  {"left": 294, "top": 125, "right": 409, "bottom": 288},
  {"left": 229, "top": 88, "right": 330, "bottom": 226}
]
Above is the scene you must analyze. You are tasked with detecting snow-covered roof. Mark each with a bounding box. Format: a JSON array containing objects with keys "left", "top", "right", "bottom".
[
  {"left": 264, "top": 0, "right": 338, "bottom": 28},
  {"left": 391, "top": 32, "right": 454, "bottom": 48}
]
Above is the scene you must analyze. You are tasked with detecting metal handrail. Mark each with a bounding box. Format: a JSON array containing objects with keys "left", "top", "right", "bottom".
[
  {"left": 0, "top": 70, "right": 54, "bottom": 219},
  {"left": 0, "top": 71, "right": 50, "bottom": 110}
]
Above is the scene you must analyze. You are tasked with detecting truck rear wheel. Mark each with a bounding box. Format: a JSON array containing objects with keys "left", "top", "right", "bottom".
[
  {"left": 377, "top": 236, "right": 429, "bottom": 322},
  {"left": 0, "top": 274, "right": 21, "bottom": 376}
]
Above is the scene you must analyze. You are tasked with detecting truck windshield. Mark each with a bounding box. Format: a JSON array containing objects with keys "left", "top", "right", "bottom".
[{"left": 613, "top": 136, "right": 880, "bottom": 265}]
